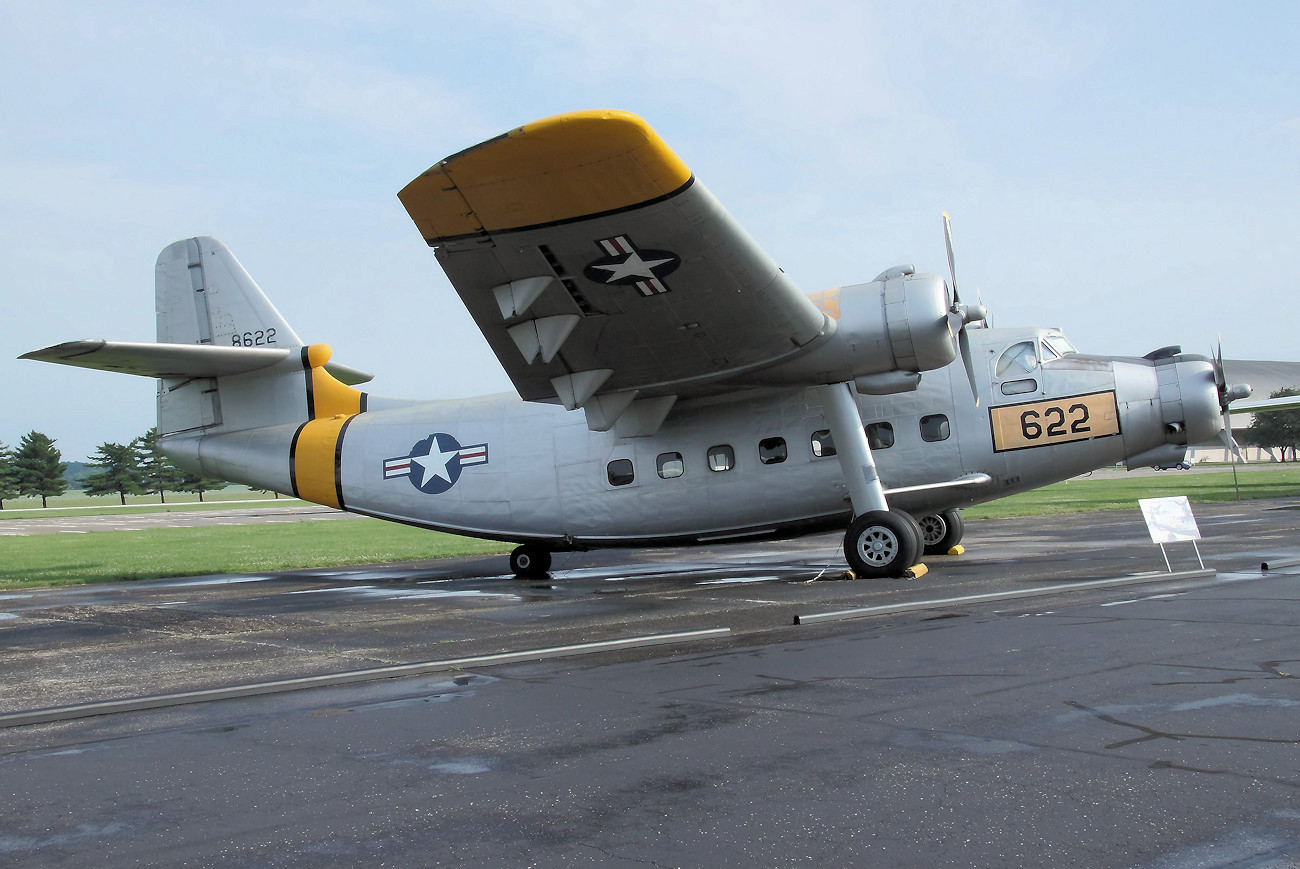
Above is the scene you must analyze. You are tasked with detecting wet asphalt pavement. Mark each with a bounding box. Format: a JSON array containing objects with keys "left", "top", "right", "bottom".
[{"left": 2, "top": 500, "right": 1299, "bottom": 867}]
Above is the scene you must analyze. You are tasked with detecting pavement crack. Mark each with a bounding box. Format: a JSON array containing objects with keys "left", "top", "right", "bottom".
[
  {"left": 1149, "top": 759, "right": 1225, "bottom": 775},
  {"left": 1065, "top": 700, "right": 1300, "bottom": 749},
  {"left": 577, "top": 841, "right": 675, "bottom": 867},
  {"left": 1150, "top": 659, "right": 1299, "bottom": 686}
]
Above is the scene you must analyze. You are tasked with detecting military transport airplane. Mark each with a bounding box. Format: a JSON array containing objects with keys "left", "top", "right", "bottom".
[{"left": 21, "top": 110, "right": 1257, "bottom": 579}]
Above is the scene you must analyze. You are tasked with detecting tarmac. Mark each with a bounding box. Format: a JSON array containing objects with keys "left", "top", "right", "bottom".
[{"left": 2, "top": 499, "right": 1299, "bottom": 867}]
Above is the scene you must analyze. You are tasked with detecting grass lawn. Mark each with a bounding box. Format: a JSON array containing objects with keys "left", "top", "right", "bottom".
[
  {"left": 0, "top": 486, "right": 298, "bottom": 518},
  {"left": 964, "top": 466, "right": 1299, "bottom": 518},
  {"left": 1, "top": 520, "right": 512, "bottom": 588}
]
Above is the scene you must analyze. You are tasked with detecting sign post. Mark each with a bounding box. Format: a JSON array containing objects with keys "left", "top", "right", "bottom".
[{"left": 1138, "top": 496, "right": 1204, "bottom": 572}]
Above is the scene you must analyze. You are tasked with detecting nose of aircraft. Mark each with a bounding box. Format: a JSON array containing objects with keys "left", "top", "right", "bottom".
[{"left": 1166, "top": 356, "right": 1223, "bottom": 446}]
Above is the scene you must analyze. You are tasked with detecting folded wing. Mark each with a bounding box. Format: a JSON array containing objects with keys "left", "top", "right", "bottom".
[{"left": 399, "top": 110, "right": 835, "bottom": 431}]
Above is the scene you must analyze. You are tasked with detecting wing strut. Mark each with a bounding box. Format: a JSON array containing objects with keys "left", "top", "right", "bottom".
[
  {"left": 816, "top": 382, "right": 924, "bottom": 578},
  {"left": 816, "top": 382, "right": 889, "bottom": 515}
]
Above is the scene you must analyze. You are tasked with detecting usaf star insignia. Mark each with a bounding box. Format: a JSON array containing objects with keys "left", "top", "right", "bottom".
[
  {"left": 583, "top": 235, "right": 681, "bottom": 296},
  {"left": 383, "top": 433, "right": 489, "bottom": 495}
]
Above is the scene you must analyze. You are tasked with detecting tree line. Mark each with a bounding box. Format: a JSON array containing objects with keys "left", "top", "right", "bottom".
[
  {"left": 1238, "top": 388, "right": 1300, "bottom": 462},
  {"left": 0, "top": 429, "right": 229, "bottom": 509}
]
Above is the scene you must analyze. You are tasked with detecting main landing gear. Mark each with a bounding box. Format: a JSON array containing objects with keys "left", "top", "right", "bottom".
[
  {"left": 916, "top": 508, "right": 964, "bottom": 556},
  {"left": 843, "top": 508, "right": 965, "bottom": 578},
  {"left": 509, "top": 544, "right": 552, "bottom": 578},
  {"left": 844, "top": 510, "right": 921, "bottom": 579}
]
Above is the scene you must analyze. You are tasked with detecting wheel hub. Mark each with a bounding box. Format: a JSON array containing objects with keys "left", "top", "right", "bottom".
[{"left": 858, "top": 528, "right": 898, "bottom": 565}]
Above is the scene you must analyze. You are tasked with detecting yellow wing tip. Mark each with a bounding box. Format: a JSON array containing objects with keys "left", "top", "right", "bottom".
[{"left": 400, "top": 109, "right": 692, "bottom": 243}]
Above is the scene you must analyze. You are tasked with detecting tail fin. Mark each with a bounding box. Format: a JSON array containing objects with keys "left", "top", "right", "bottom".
[
  {"left": 22, "top": 237, "right": 374, "bottom": 501},
  {"left": 153, "top": 238, "right": 374, "bottom": 437},
  {"left": 23, "top": 237, "right": 370, "bottom": 437},
  {"left": 156, "top": 237, "right": 303, "bottom": 348}
]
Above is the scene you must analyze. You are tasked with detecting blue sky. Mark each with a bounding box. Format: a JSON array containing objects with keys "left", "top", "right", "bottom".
[{"left": 3, "top": 1, "right": 1297, "bottom": 460}]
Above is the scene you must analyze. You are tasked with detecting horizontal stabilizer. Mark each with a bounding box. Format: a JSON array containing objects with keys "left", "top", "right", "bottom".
[{"left": 20, "top": 340, "right": 373, "bottom": 385}]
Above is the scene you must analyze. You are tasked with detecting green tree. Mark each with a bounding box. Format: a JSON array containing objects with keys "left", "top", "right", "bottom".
[
  {"left": 137, "top": 427, "right": 183, "bottom": 503},
  {"left": 0, "top": 441, "right": 20, "bottom": 509},
  {"left": 13, "top": 430, "right": 68, "bottom": 507},
  {"left": 1242, "top": 387, "right": 1300, "bottom": 462},
  {"left": 82, "top": 441, "right": 145, "bottom": 505},
  {"left": 174, "top": 470, "right": 229, "bottom": 502}
]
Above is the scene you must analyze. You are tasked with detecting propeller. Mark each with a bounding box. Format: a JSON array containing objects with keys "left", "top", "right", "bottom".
[
  {"left": 1211, "top": 336, "right": 1252, "bottom": 464},
  {"left": 942, "top": 213, "right": 988, "bottom": 405}
]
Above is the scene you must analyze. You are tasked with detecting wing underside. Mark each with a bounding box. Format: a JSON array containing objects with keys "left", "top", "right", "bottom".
[{"left": 399, "top": 110, "right": 834, "bottom": 431}]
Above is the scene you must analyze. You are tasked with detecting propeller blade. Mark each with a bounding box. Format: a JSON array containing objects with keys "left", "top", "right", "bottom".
[
  {"left": 942, "top": 212, "right": 959, "bottom": 304},
  {"left": 1212, "top": 334, "right": 1226, "bottom": 393},
  {"left": 941, "top": 213, "right": 981, "bottom": 405},
  {"left": 1219, "top": 426, "right": 1247, "bottom": 463},
  {"left": 959, "top": 323, "right": 979, "bottom": 407}
]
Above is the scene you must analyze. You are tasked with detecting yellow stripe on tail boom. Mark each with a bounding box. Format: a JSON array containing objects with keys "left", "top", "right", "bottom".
[{"left": 290, "top": 344, "right": 366, "bottom": 509}]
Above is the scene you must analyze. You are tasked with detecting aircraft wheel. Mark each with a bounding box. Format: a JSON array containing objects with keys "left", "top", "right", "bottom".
[
  {"left": 509, "top": 544, "right": 552, "bottom": 578},
  {"left": 894, "top": 509, "right": 925, "bottom": 556},
  {"left": 918, "top": 509, "right": 964, "bottom": 555},
  {"left": 844, "top": 510, "right": 921, "bottom": 579}
]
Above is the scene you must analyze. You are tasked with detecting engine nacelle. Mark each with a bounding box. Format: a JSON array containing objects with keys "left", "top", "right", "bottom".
[
  {"left": 838, "top": 272, "right": 956, "bottom": 374},
  {"left": 740, "top": 270, "right": 957, "bottom": 389}
]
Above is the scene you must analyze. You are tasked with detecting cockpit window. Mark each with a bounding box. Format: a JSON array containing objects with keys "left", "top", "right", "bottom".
[
  {"left": 1043, "top": 334, "right": 1076, "bottom": 357},
  {"left": 995, "top": 341, "right": 1038, "bottom": 377}
]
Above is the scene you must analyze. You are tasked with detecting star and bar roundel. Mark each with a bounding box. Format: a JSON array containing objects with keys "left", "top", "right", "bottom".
[
  {"left": 383, "top": 433, "right": 489, "bottom": 495},
  {"left": 583, "top": 235, "right": 681, "bottom": 296}
]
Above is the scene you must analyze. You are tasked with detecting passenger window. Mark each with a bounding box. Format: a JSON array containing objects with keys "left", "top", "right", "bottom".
[
  {"left": 1001, "top": 378, "right": 1038, "bottom": 396},
  {"left": 707, "top": 445, "right": 735, "bottom": 472},
  {"left": 811, "top": 430, "right": 836, "bottom": 458},
  {"left": 920, "top": 414, "right": 950, "bottom": 442},
  {"left": 758, "top": 437, "right": 787, "bottom": 465},
  {"left": 607, "top": 458, "right": 634, "bottom": 486},
  {"left": 657, "top": 452, "right": 684, "bottom": 479},
  {"left": 865, "top": 422, "right": 894, "bottom": 450},
  {"left": 995, "top": 341, "right": 1038, "bottom": 377}
]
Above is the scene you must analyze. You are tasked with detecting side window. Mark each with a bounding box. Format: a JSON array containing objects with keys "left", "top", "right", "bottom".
[
  {"left": 657, "top": 452, "right": 684, "bottom": 479},
  {"left": 1001, "top": 378, "right": 1038, "bottom": 396},
  {"left": 758, "top": 437, "right": 787, "bottom": 465},
  {"left": 811, "top": 430, "right": 836, "bottom": 458},
  {"left": 607, "top": 458, "right": 634, "bottom": 486},
  {"left": 707, "top": 444, "right": 735, "bottom": 472},
  {"left": 919, "top": 414, "right": 950, "bottom": 443},
  {"left": 865, "top": 422, "right": 894, "bottom": 450},
  {"left": 995, "top": 340, "right": 1038, "bottom": 377}
]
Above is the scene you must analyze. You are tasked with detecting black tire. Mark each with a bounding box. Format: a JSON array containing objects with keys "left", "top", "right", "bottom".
[
  {"left": 894, "top": 509, "right": 925, "bottom": 556},
  {"left": 844, "top": 510, "right": 921, "bottom": 579},
  {"left": 918, "top": 509, "right": 965, "bottom": 556},
  {"left": 509, "top": 544, "right": 552, "bottom": 578}
]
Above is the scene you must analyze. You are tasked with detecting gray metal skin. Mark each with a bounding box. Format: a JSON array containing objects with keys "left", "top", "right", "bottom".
[
  {"left": 25, "top": 237, "right": 1223, "bottom": 562},
  {"left": 169, "top": 324, "right": 1222, "bottom": 550}
]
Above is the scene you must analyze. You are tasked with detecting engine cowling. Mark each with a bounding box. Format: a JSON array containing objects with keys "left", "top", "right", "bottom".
[{"left": 740, "top": 270, "right": 957, "bottom": 389}]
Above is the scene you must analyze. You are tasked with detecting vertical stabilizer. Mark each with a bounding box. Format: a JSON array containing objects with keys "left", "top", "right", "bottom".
[
  {"left": 155, "top": 237, "right": 307, "bottom": 436},
  {"left": 156, "top": 237, "right": 302, "bottom": 348}
]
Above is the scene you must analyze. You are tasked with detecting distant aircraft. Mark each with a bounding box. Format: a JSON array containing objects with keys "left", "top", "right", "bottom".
[{"left": 21, "top": 110, "right": 1262, "bottom": 578}]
